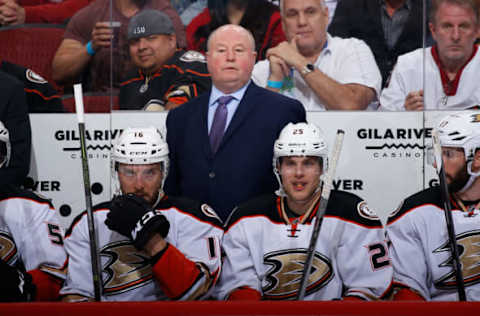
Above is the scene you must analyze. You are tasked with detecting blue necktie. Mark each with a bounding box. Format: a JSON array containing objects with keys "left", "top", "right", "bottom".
[{"left": 209, "top": 95, "right": 234, "bottom": 154}]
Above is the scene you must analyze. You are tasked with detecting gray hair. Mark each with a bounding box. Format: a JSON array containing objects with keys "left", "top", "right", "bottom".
[
  {"left": 430, "top": 0, "right": 479, "bottom": 25},
  {"left": 279, "top": 0, "right": 326, "bottom": 16},
  {"left": 206, "top": 24, "right": 256, "bottom": 52}
]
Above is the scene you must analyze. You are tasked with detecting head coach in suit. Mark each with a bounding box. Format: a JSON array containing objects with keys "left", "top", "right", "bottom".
[{"left": 164, "top": 24, "right": 306, "bottom": 222}]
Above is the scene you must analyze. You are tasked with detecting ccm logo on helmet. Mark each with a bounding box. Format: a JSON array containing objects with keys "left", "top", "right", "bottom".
[
  {"left": 128, "top": 151, "right": 148, "bottom": 155},
  {"left": 131, "top": 209, "right": 162, "bottom": 240}
]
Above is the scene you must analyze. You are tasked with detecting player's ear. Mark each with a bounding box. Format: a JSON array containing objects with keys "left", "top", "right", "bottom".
[
  {"left": 472, "top": 148, "right": 480, "bottom": 171},
  {"left": 169, "top": 34, "right": 177, "bottom": 49}
]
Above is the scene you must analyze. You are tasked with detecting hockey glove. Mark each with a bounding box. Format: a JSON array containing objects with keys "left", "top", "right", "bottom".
[
  {"left": 0, "top": 260, "right": 36, "bottom": 302},
  {"left": 105, "top": 194, "right": 170, "bottom": 250}
]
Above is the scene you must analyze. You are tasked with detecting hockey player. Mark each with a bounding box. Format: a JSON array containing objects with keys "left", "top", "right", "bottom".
[
  {"left": 0, "top": 120, "right": 67, "bottom": 301},
  {"left": 387, "top": 111, "right": 480, "bottom": 301},
  {"left": 119, "top": 10, "right": 211, "bottom": 111},
  {"left": 60, "top": 127, "right": 223, "bottom": 301},
  {"left": 216, "top": 122, "right": 393, "bottom": 300}
]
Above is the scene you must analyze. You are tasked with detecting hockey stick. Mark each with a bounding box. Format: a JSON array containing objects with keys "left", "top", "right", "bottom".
[
  {"left": 74, "top": 84, "right": 103, "bottom": 301},
  {"left": 432, "top": 130, "right": 466, "bottom": 301},
  {"left": 297, "top": 129, "right": 345, "bottom": 300}
]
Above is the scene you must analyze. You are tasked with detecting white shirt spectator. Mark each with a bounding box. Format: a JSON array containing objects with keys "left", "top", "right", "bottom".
[
  {"left": 380, "top": 46, "right": 480, "bottom": 111},
  {"left": 252, "top": 34, "right": 381, "bottom": 111}
]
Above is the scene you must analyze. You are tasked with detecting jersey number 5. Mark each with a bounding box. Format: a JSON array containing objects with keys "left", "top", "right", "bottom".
[{"left": 47, "top": 223, "right": 64, "bottom": 245}]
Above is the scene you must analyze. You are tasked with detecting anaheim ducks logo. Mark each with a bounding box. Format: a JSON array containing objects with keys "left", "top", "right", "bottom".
[
  {"left": 0, "top": 231, "right": 17, "bottom": 264},
  {"left": 434, "top": 230, "right": 480, "bottom": 289},
  {"left": 200, "top": 203, "right": 222, "bottom": 222},
  {"left": 262, "top": 248, "right": 333, "bottom": 300},
  {"left": 357, "top": 201, "right": 379, "bottom": 220},
  {"left": 101, "top": 240, "right": 153, "bottom": 295}
]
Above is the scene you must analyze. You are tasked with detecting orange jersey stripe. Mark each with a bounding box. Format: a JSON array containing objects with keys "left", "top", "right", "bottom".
[
  {"left": 24, "top": 88, "right": 61, "bottom": 101},
  {"left": 152, "top": 244, "right": 200, "bottom": 299}
]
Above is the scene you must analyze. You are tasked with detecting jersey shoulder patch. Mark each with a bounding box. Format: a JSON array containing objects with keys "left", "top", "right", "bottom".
[
  {"left": 160, "top": 196, "right": 223, "bottom": 228},
  {"left": 225, "top": 194, "right": 280, "bottom": 230},
  {"left": 387, "top": 186, "right": 442, "bottom": 224},
  {"left": 26, "top": 69, "right": 47, "bottom": 84},
  {"left": 179, "top": 50, "right": 206, "bottom": 63},
  {"left": 325, "top": 190, "right": 382, "bottom": 227}
]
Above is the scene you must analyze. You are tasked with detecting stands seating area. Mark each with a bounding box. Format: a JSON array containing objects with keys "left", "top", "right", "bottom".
[
  {"left": 0, "top": 24, "right": 65, "bottom": 92},
  {"left": 62, "top": 92, "right": 119, "bottom": 113}
]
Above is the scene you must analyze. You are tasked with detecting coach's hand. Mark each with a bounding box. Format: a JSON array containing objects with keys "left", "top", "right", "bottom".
[{"left": 105, "top": 194, "right": 170, "bottom": 250}]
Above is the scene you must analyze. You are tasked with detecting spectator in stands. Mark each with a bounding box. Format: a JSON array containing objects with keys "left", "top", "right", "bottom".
[
  {"left": 165, "top": 24, "right": 305, "bottom": 221},
  {"left": 119, "top": 10, "right": 210, "bottom": 111},
  {"left": 180, "top": 0, "right": 206, "bottom": 25},
  {"left": 252, "top": 0, "right": 381, "bottom": 111},
  {"left": 186, "top": 0, "right": 285, "bottom": 61},
  {"left": 329, "top": 0, "right": 432, "bottom": 88},
  {"left": 51, "top": 0, "right": 186, "bottom": 92},
  {"left": 0, "top": 70, "right": 30, "bottom": 186},
  {"left": 325, "top": 0, "right": 337, "bottom": 26},
  {"left": 1, "top": 60, "right": 64, "bottom": 112},
  {"left": 0, "top": 0, "right": 91, "bottom": 25},
  {"left": 380, "top": 0, "right": 480, "bottom": 110}
]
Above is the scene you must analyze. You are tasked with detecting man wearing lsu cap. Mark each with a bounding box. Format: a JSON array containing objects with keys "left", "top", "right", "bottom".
[{"left": 119, "top": 9, "right": 211, "bottom": 111}]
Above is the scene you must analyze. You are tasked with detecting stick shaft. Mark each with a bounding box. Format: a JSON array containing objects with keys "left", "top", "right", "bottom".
[
  {"left": 78, "top": 122, "right": 103, "bottom": 301},
  {"left": 297, "top": 130, "right": 345, "bottom": 300},
  {"left": 74, "top": 83, "right": 103, "bottom": 301},
  {"left": 432, "top": 132, "right": 466, "bottom": 301}
]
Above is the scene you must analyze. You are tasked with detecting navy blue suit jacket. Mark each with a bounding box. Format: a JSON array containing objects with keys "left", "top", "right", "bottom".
[{"left": 165, "top": 82, "right": 306, "bottom": 221}]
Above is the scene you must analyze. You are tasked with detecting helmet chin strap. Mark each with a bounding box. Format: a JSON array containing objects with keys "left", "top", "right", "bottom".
[{"left": 458, "top": 160, "right": 480, "bottom": 193}]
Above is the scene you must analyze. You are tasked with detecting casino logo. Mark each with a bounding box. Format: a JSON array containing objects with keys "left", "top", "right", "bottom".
[
  {"left": 54, "top": 128, "right": 123, "bottom": 160},
  {"left": 357, "top": 128, "right": 432, "bottom": 159}
]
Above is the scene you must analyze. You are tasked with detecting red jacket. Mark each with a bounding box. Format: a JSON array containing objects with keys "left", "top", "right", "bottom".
[
  {"left": 186, "top": 7, "right": 285, "bottom": 61},
  {"left": 21, "top": 0, "right": 93, "bottom": 24}
]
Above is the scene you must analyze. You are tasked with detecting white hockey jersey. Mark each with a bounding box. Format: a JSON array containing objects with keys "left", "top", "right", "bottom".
[
  {"left": 0, "top": 186, "right": 67, "bottom": 289},
  {"left": 380, "top": 45, "right": 480, "bottom": 110},
  {"left": 60, "top": 195, "right": 223, "bottom": 301},
  {"left": 387, "top": 186, "right": 480, "bottom": 301},
  {"left": 216, "top": 191, "right": 393, "bottom": 300}
]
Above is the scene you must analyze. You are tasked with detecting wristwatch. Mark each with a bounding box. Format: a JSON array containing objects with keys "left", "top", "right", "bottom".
[{"left": 300, "top": 63, "right": 315, "bottom": 76}]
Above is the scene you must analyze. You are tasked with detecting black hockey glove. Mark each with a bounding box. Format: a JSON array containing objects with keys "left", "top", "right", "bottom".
[
  {"left": 105, "top": 194, "right": 170, "bottom": 250},
  {"left": 0, "top": 260, "right": 36, "bottom": 302}
]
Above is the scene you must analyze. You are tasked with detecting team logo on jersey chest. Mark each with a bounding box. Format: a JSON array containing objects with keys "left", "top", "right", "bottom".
[
  {"left": 433, "top": 230, "right": 480, "bottom": 289},
  {"left": 101, "top": 240, "right": 153, "bottom": 295},
  {"left": 262, "top": 248, "right": 333, "bottom": 300},
  {"left": 0, "top": 231, "right": 17, "bottom": 264}
]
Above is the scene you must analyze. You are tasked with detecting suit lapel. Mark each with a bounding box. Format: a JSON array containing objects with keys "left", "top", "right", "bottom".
[
  {"left": 198, "top": 92, "right": 214, "bottom": 157},
  {"left": 216, "top": 82, "right": 258, "bottom": 153}
]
